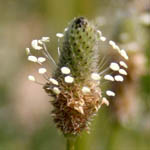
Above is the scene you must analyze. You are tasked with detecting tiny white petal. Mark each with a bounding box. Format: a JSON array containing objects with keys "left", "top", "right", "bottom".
[
  {"left": 28, "top": 75, "right": 35, "bottom": 81},
  {"left": 41, "top": 37, "right": 50, "bottom": 42},
  {"left": 100, "top": 36, "right": 106, "bottom": 41},
  {"left": 102, "top": 97, "right": 109, "bottom": 106},
  {"left": 110, "top": 62, "right": 120, "bottom": 71},
  {"left": 49, "top": 78, "right": 59, "bottom": 85},
  {"left": 26, "top": 48, "right": 30, "bottom": 55},
  {"left": 106, "top": 90, "right": 115, "bottom": 97},
  {"left": 28, "top": 55, "right": 38, "bottom": 62},
  {"left": 104, "top": 74, "right": 114, "bottom": 81},
  {"left": 31, "top": 40, "right": 42, "bottom": 50},
  {"left": 119, "top": 61, "right": 128, "bottom": 68},
  {"left": 91, "top": 73, "right": 101, "bottom": 80},
  {"left": 38, "top": 57, "right": 46, "bottom": 63},
  {"left": 61, "top": 67, "right": 71, "bottom": 74},
  {"left": 119, "top": 69, "right": 127, "bottom": 75},
  {"left": 120, "top": 49, "right": 128, "bottom": 60},
  {"left": 114, "top": 75, "right": 124, "bottom": 82},
  {"left": 56, "top": 33, "right": 64, "bottom": 38},
  {"left": 64, "top": 76, "right": 74, "bottom": 83},
  {"left": 38, "top": 68, "right": 47, "bottom": 74},
  {"left": 82, "top": 86, "right": 91, "bottom": 93},
  {"left": 52, "top": 87, "right": 61, "bottom": 95}
]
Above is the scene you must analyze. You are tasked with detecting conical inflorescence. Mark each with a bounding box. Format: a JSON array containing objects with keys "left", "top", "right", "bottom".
[{"left": 26, "top": 16, "right": 129, "bottom": 136}]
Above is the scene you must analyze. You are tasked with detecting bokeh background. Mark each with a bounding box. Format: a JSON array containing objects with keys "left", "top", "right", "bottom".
[{"left": 0, "top": 0, "right": 150, "bottom": 150}]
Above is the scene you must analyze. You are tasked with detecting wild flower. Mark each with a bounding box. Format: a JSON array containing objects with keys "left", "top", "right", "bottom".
[{"left": 26, "top": 17, "right": 128, "bottom": 136}]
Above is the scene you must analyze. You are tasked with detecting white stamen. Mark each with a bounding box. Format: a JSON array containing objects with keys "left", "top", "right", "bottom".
[
  {"left": 31, "top": 40, "right": 43, "bottom": 50},
  {"left": 64, "top": 76, "right": 74, "bottom": 83},
  {"left": 97, "top": 30, "right": 102, "bottom": 37},
  {"left": 56, "top": 33, "right": 64, "bottom": 38},
  {"left": 41, "top": 37, "right": 50, "bottom": 42},
  {"left": 100, "top": 36, "right": 106, "bottom": 41},
  {"left": 101, "top": 97, "right": 109, "bottom": 106},
  {"left": 120, "top": 49, "right": 128, "bottom": 60},
  {"left": 114, "top": 75, "right": 124, "bottom": 82},
  {"left": 38, "top": 40, "right": 43, "bottom": 45},
  {"left": 38, "top": 57, "right": 46, "bottom": 63},
  {"left": 28, "top": 75, "right": 35, "bottom": 82},
  {"left": 38, "top": 68, "right": 47, "bottom": 74},
  {"left": 109, "top": 40, "right": 120, "bottom": 51},
  {"left": 61, "top": 67, "right": 71, "bottom": 74},
  {"left": 109, "top": 62, "right": 120, "bottom": 71},
  {"left": 28, "top": 55, "right": 38, "bottom": 62},
  {"left": 119, "top": 69, "right": 127, "bottom": 75},
  {"left": 64, "top": 28, "right": 68, "bottom": 31},
  {"left": 26, "top": 48, "right": 30, "bottom": 55},
  {"left": 91, "top": 73, "right": 101, "bottom": 80},
  {"left": 52, "top": 87, "right": 61, "bottom": 95},
  {"left": 82, "top": 86, "right": 91, "bottom": 93},
  {"left": 119, "top": 61, "right": 128, "bottom": 68},
  {"left": 104, "top": 74, "right": 114, "bottom": 81},
  {"left": 49, "top": 78, "right": 59, "bottom": 85},
  {"left": 106, "top": 90, "right": 115, "bottom": 97}
]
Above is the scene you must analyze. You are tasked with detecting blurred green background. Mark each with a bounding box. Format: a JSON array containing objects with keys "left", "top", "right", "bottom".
[{"left": 0, "top": 0, "right": 150, "bottom": 150}]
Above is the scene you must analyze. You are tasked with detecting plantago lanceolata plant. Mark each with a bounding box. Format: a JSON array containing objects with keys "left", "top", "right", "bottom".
[{"left": 26, "top": 17, "right": 129, "bottom": 149}]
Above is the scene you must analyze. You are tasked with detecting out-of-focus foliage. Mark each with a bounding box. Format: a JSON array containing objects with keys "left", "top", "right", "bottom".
[{"left": 0, "top": 0, "right": 150, "bottom": 150}]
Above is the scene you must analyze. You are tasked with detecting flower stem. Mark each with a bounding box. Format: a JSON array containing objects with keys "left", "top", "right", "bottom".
[{"left": 66, "top": 136, "right": 76, "bottom": 150}]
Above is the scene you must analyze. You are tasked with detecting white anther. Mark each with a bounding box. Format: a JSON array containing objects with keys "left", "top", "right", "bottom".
[
  {"left": 119, "top": 61, "right": 128, "bottom": 68},
  {"left": 104, "top": 74, "right": 114, "bottom": 81},
  {"left": 26, "top": 48, "right": 30, "bottom": 55},
  {"left": 109, "top": 40, "right": 116, "bottom": 47},
  {"left": 119, "top": 69, "right": 127, "bottom": 75},
  {"left": 109, "top": 62, "right": 120, "bottom": 71},
  {"left": 61, "top": 67, "right": 71, "bottom": 74},
  {"left": 102, "top": 97, "right": 109, "bottom": 106},
  {"left": 31, "top": 40, "right": 42, "bottom": 50},
  {"left": 49, "top": 78, "right": 59, "bottom": 85},
  {"left": 64, "top": 76, "right": 74, "bottom": 83},
  {"left": 38, "top": 57, "right": 46, "bottom": 63},
  {"left": 28, "top": 55, "right": 38, "bottom": 62},
  {"left": 97, "top": 30, "right": 102, "bottom": 37},
  {"left": 64, "top": 28, "right": 68, "bottom": 31},
  {"left": 52, "top": 87, "right": 61, "bottom": 95},
  {"left": 114, "top": 75, "right": 124, "bottom": 82},
  {"left": 120, "top": 49, "right": 128, "bottom": 60},
  {"left": 41, "top": 37, "right": 50, "bottom": 42},
  {"left": 38, "top": 68, "right": 47, "bottom": 74},
  {"left": 28, "top": 75, "right": 35, "bottom": 82},
  {"left": 82, "top": 86, "right": 91, "bottom": 93},
  {"left": 91, "top": 73, "right": 101, "bottom": 80},
  {"left": 106, "top": 90, "right": 115, "bottom": 97},
  {"left": 56, "top": 33, "right": 64, "bottom": 38},
  {"left": 100, "top": 36, "right": 106, "bottom": 41}
]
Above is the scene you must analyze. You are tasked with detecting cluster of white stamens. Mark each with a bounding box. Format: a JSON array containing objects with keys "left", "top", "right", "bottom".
[{"left": 26, "top": 29, "right": 129, "bottom": 112}]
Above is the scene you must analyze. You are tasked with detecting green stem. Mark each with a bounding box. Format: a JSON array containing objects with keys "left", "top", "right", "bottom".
[{"left": 66, "top": 137, "right": 76, "bottom": 150}]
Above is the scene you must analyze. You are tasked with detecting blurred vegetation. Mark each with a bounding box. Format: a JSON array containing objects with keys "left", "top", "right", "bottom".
[{"left": 0, "top": 0, "right": 150, "bottom": 150}]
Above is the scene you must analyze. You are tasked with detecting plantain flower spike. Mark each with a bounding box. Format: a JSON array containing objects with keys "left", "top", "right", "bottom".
[{"left": 26, "top": 17, "right": 129, "bottom": 136}]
